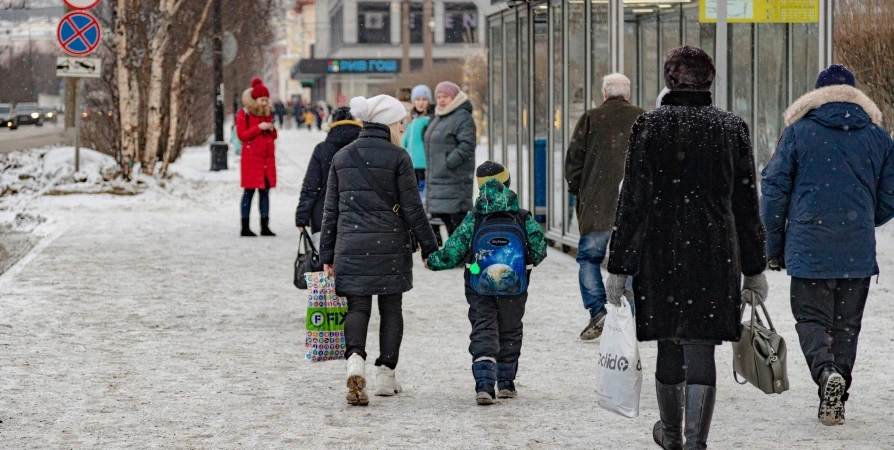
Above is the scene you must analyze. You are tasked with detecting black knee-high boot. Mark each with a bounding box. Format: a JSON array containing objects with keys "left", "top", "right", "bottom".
[
  {"left": 653, "top": 379, "right": 684, "bottom": 450},
  {"left": 683, "top": 385, "right": 716, "bottom": 450}
]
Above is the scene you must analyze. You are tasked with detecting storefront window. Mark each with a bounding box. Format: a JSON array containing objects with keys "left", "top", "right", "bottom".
[
  {"left": 330, "top": 6, "right": 344, "bottom": 49},
  {"left": 519, "top": 10, "right": 531, "bottom": 211},
  {"left": 550, "top": 0, "right": 564, "bottom": 232},
  {"left": 660, "top": 7, "right": 681, "bottom": 58},
  {"left": 533, "top": 6, "right": 548, "bottom": 221},
  {"left": 490, "top": 20, "right": 503, "bottom": 165},
  {"left": 755, "top": 24, "right": 787, "bottom": 170},
  {"left": 506, "top": 17, "right": 519, "bottom": 191},
  {"left": 730, "top": 23, "right": 754, "bottom": 130},
  {"left": 409, "top": 3, "right": 423, "bottom": 44},
  {"left": 624, "top": 19, "right": 638, "bottom": 105},
  {"left": 792, "top": 23, "right": 819, "bottom": 101},
  {"left": 445, "top": 3, "right": 478, "bottom": 44},
  {"left": 566, "top": 0, "right": 585, "bottom": 237},
  {"left": 591, "top": 1, "right": 610, "bottom": 108},
  {"left": 358, "top": 2, "right": 391, "bottom": 44},
  {"left": 641, "top": 15, "right": 659, "bottom": 108}
]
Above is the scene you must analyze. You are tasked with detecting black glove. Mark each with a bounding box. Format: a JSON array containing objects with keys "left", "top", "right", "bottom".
[{"left": 768, "top": 258, "right": 785, "bottom": 271}]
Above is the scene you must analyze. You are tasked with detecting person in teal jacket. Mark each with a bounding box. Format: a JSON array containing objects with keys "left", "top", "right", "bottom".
[{"left": 402, "top": 85, "right": 434, "bottom": 197}]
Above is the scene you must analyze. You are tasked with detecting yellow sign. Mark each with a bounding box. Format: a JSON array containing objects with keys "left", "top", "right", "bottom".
[{"left": 700, "top": 0, "right": 819, "bottom": 23}]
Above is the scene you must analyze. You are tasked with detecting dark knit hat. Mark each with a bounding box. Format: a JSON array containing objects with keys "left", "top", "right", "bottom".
[
  {"left": 250, "top": 78, "right": 270, "bottom": 99},
  {"left": 330, "top": 106, "right": 353, "bottom": 123},
  {"left": 815, "top": 64, "right": 856, "bottom": 89},
  {"left": 664, "top": 46, "right": 715, "bottom": 92},
  {"left": 476, "top": 161, "right": 510, "bottom": 188}
]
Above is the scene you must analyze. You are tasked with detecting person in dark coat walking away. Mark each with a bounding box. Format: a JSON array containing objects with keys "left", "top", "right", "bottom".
[
  {"left": 426, "top": 161, "right": 547, "bottom": 405},
  {"left": 295, "top": 107, "right": 362, "bottom": 233},
  {"left": 424, "top": 81, "right": 477, "bottom": 236},
  {"left": 320, "top": 95, "right": 439, "bottom": 406},
  {"left": 273, "top": 99, "right": 286, "bottom": 128},
  {"left": 761, "top": 64, "right": 894, "bottom": 427},
  {"left": 236, "top": 78, "right": 278, "bottom": 237},
  {"left": 605, "top": 46, "right": 768, "bottom": 450},
  {"left": 293, "top": 100, "right": 306, "bottom": 129},
  {"left": 565, "top": 73, "right": 645, "bottom": 341}
]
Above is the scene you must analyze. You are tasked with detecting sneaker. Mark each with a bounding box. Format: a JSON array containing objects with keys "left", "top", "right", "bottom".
[
  {"left": 580, "top": 310, "right": 607, "bottom": 341},
  {"left": 476, "top": 388, "right": 496, "bottom": 405},
  {"left": 497, "top": 381, "right": 517, "bottom": 399},
  {"left": 374, "top": 365, "right": 402, "bottom": 396},
  {"left": 345, "top": 354, "right": 369, "bottom": 406},
  {"left": 818, "top": 369, "right": 846, "bottom": 426}
]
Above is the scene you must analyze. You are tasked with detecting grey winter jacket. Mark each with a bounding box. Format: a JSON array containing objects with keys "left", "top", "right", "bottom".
[
  {"left": 319, "top": 123, "right": 439, "bottom": 297},
  {"left": 423, "top": 92, "right": 477, "bottom": 215}
]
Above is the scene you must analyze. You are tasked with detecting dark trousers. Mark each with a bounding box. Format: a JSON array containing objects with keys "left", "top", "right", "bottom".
[
  {"left": 790, "top": 277, "right": 869, "bottom": 394},
  {"left": 240, "top": 188, "right": 269, "bottom": 219},
  {"left": 434, "top": 213, "right": 467, "bottom": 236},
  {"left": 466, "top": 287, "right": 527, "bottom": 363},
  {"left": 344, "top": 293, "right": 403, "bottom": 370},
  {"left": 655, "top": 341, "right": 717, "bottom": 386}
]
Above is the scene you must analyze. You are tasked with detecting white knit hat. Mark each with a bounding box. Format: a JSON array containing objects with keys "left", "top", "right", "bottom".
[{"left": 349, "top": 95, "right": 407, "bottom": 126}]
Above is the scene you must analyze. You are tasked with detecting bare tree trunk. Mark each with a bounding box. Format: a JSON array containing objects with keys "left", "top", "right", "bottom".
[
  {"left": 115, "top": 0, "right": 138, "bottom": 179},
  {"left": 159, "top": 0, "right": 213, "bottom": 178}
]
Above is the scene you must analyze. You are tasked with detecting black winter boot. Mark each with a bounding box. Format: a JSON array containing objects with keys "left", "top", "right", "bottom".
[
  {"left": 683, "top": 385, "right": 716, "bottom": 450},
  {"left": 653, "top": 379, "right": 685, "bottom": 450},
  {"left": 260, "top": 217, "right": 276, "bottom": 236},
  {"left": 497, "top": 361, "right": 519, "bottom": 399},
  {"left": 472, "top": 360, "right": 497, "bottom": 405},
  {"left": 241, "top": 218, "right": 257, "bottom": 237}
]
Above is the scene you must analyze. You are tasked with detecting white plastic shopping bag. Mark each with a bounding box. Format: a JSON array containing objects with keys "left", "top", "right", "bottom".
[{"left": 596, "top": 297, "right": 643, "bottom": 418}]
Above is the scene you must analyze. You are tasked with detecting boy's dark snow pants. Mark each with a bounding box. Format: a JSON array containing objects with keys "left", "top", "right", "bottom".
[{"left": 466, "top": 284, "right": 527, "bottom": 364}]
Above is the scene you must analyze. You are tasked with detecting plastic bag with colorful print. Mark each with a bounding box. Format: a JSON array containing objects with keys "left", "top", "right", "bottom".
[{"left": 304, "top": 272, "right": 347, "bottom": 362}]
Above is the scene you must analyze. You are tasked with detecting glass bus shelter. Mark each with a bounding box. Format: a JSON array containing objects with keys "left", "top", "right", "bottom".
[{"left": 486, "top": 0, "right": 835, "bottom": 248}]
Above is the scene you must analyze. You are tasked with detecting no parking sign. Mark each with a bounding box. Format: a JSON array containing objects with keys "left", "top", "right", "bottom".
[
  {"left": 63, "top": 0, "right": 101, "bottom": 9},
  {"left": 56, "top": 11, "right": 101, "bottom": 57}
]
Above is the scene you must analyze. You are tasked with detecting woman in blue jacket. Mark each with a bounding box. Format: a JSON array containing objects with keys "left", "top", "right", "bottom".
[{"left": 402, "top": 85, "right": 434, "bottom": 198}]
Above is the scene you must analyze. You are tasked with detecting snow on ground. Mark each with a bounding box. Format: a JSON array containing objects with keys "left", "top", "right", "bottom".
[{"left": 1, "top": 129, "right": 893, "bottom": 448}]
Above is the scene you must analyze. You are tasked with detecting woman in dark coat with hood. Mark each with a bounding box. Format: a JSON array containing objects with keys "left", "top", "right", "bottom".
[
  {"left": 605, "top": 46, "right": 768, "bottom": 450},
  {"left": 295, "top": 107, "right": 362, "bottom": 233},
  {"left": 320, "top": 95, "right": 439, "bottom": 407}
]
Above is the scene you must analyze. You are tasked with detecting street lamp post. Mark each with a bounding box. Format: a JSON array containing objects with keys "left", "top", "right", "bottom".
[{"left": 209, "top": 0, "right": 228, "bottom": 171}]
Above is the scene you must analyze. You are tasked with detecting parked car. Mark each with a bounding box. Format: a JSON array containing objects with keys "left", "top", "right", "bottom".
[
  {"left": 14, "top": 103, "right": 43, "bottom": 127},
  {"left": 0, "top": 103, "right": 17, "bottom": 130},
  {"left": 39, "top": 107, "right": 58, "bottom": 124}
]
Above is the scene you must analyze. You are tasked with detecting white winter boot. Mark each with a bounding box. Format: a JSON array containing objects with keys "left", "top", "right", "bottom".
[
  {"left": 346, "top": 354, "right": 369, "bottom": 406},
  {"left": 374, "top": 365, "right": 402, "bottom": 396}
]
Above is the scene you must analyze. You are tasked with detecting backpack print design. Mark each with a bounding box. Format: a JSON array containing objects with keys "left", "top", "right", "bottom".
[{"left": 468, "top": 211, "right": 531, "bottom": 296}]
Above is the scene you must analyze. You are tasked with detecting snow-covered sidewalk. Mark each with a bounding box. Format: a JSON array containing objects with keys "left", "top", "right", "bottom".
[{"left": 1, "top": 129, "right": 893, "bottom": 448}]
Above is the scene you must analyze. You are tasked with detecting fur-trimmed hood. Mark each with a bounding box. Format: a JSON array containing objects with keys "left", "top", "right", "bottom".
[
  {"left": 242, "top": 88, "right": 272, "bottom": 118},
  {"left": 435, "top": 91, "right": 471, "bottom": 116},
  {"left": 784, "top": 84, "right": 883, "bottom": 126}
]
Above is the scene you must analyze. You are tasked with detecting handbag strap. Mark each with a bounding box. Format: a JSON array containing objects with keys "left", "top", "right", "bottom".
[
  {"left": 301, "top": 229, "right": 318, "bottom": 254},
  {"left": 348, "top": 146, "right": 400, "bottom": 215}
]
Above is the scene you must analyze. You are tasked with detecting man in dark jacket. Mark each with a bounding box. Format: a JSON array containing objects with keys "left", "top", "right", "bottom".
[
  {"left": 565, "top": 73, "right": 645, "bottom": 341},
  {"left": 761, "top": 64, "right": 894, "bottom": 426},
  {"left": 295, "top": 107, "right": 362, "bottom": 232},
  {"left": 606, "top": 46, "right": 768, "bottom": 450}
]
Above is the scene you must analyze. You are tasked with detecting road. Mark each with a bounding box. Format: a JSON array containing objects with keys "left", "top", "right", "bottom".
[{"left": 0, "top": 121, "right": 67, "bottom": 154}]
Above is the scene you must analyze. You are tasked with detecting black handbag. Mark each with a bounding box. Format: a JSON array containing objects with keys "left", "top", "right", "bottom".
[
  {"left": 294, "top": 230, "right": 323, "bottom": 289},
  {"left": 348, "top": 146, "right": 419, "bottom": 253}
]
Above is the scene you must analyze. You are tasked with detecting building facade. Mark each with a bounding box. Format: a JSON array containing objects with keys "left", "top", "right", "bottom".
[
  {"left": 486, "top": 0, "right": 835, "bottom": 248},
  {"left": 296, "top": 0, "right": 498, "bottom": 104}
]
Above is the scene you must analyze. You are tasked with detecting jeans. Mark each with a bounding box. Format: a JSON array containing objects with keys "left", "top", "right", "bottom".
[
  {"left": 577, "top": 230, "right": 613, "bottom": 317},
  {"left": 344, "top": 294, "right": 404, "bottom": 369},
  {"left": 466, "top": 287, "right": 527, "bottom": 364},
  {"left": 790, "top": 277, "right": 870, "bottom": 395},
  {"left": 241, "top": 188, "right": 269, "bottom": 219}
]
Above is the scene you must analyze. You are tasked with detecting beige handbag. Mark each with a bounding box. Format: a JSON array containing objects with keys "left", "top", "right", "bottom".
[{"left": 732, "top": 299, "right": 789, "bottom": 394}]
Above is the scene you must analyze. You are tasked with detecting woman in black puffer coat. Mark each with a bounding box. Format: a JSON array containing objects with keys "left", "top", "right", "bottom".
[
  {"left": 320, "top": 95, "right": 438, "bottom": 406},
  {"left": 295, "top": 107, "right": 361, "bottom": 233}
]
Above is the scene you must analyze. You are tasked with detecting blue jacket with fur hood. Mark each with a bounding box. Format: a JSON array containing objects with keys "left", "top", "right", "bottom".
[{"left": 761, "top": 85, "right": 894, "bottom": 279}]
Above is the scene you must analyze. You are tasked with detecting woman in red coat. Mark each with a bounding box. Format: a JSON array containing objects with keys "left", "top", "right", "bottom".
[{"left": 237, "top": 78, "right": 278, "bottom": 237}]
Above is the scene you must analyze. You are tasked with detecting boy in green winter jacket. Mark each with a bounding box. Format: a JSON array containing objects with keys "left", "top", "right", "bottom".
[{"left": 427, "top": 161, "right": 547, "bottom": 405}]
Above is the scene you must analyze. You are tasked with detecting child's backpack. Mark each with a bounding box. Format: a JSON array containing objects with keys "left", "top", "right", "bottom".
[{"left": 467, "top": 210, "right": 532, "bottom": 297}]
